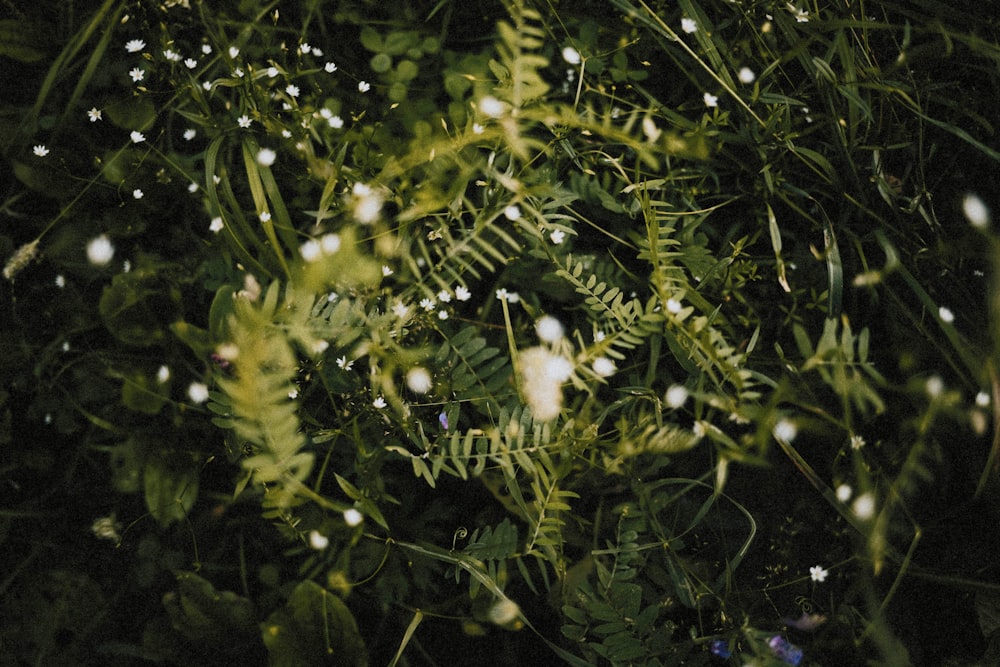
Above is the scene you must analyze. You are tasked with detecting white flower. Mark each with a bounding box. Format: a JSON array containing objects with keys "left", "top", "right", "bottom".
[
  {"left": 592, "top": 357, "right": 616, "bottom": 377},
  {"left": 681, "top": 17, "right": 698, "bottom": 33},
  {"left": 325, "top": 62, "right": 338, "bottom": 73},
  {"left": 336, "top": 356, "right": 354, "bottom": 370},
  {"left": 308, "top": 530, "right": 329, "bottom": 550},
  {"left": 129, "top": 67, "right": 145, "bottom": 82},
  {"left": 202, "top": 81, "right": 212, "bottom": 91},
  {"left": 963, "top": 193, "right": 990, "bottom": 229},
  {"left": 703, "top": 92, "right": 718, "bottom": 107},
  {"left": 472, "top": 123, "right": 485, "bottom": 135},
  {"left": 977, "top": 391, "right": 991, "bottom": 408},
  {"left": 665, "top": 384, "right": 689, "bottom": 408},
  {"left": 86, "top": 235, "right": 115, "bottom": 265},
  {"left": 55, "top": 275, "right": 65, "bottom": 288},
  {"left": 455, "top": 286, "right": 471, "bottom": 301},
  {"left": 788, "top": 3, "right": 810, "bottom": 22},
  {"left": 852, "top": 492, "right": 875, "bottom": 520},
  {"left": 561, "top": 46, "right": 581, "bottom": 65},
  {"left": 350, "top": 182, "right": 384, "bottom": 224},
  {"left": 773, "top": 418, "right": 797, "bottom": 442},
  {"left": 233, "top": 67, "right": 244, "bottom": 78},
  {"left": 519, "top": 347, "right": 574, "bottom": 421},
  {"left": 285, "top": 84, "right": 300, "bottom": 98},
  {"left": 926, "top": 375, "right": 944, "bottom": 398},
  {"left": 487, "top": 599, "right": 520, "bottom": 626},
  {"left": 329, "top": 115, "right": 344, "bottom": 129},
  {"left": 237, "top": 114, "right": 252, "bottom": 129},
  {"left": 202, "top": 44, "right": 213, "bottom": 55},
  {"left": 479, "top": 96, "right": 505, "bottom": 118},
  {"left": 437, "top": 289, "right": 452, "bottom": 303},
  {"left": 87, "top": 107, "right": 102, "bottom": 122},
  {"left": 130, "top": 131, "right": 145, "bottom": 143},
  {"left": 372, "top": 396, "right": 387, "bottom": 409},
  {"left": 381, "top": 265, "right": 393, "bottom": 277},
  {"left": 183, "top": 128, "right": 196, "bottom": 140},
  {"left": 836, "top": 484, "right": 852, "bottom": 502},
  {"left": 642, "top": 116, "right": 661, "bottom": 142},
  {"left": 187, "top": 381, "right": 209, "bottom": 404},
  {"left": 392, "top": 301, "right": 410, "bottom": 318},
  {"left": 259, "top": 211, "right": 271, "bottom": 223},
  {"left": 184, "top": 58, "right": 198, "bottom": 69},
  {"left": 535, "top": 316, "right": 564, "bottom": 343},
  {"left": 420, "top": 297, "right": 436, "bottom": 311},
  {"left": 666, "top": 298, "right": 682, "bottom": 314},
  {"left": 320, "top": 234, "right": 340, "bottom": 254},
  {"left": 406, "top": 367, "right": 433, "bottom": 394},
  {"left": 438, "top": 310, "right": 449, "bottom": 320},
  {"left": 594, "top": 331, "right": 606, "bottom": 342},
  {"left": 938, "top": 306, "right": 954, "bottom": 323},
  {"left": 228, "top": 45, "right": 239, "bottom": 58},
  {"left": 209, "top": 217, "right": 224, "bottom": 233},
  {"left": 157, "top": 365, "right": 171, "bottom": 383},
  {"left": 358, "top": 81, "right": 370, "bottom": 93},
  {"left": 125, "top": 39, "right": 146, "bottom": 53},
  {"left": 809, "top": 565, "right": 829, "bottom": 583},
  {"left": 91, "top": 515, "right": 122, "bottom": 542},
  {"left": 163, "top": 49, "right": 181, "bottom": 62},
  {"left": 300, "top": 240, "right": 321, "bottom": 262},
  {"left": 850, "top": 434, "right": 866, "bottom": 450},
  {"left": 132, "top": 189, "right": 143, "bottom": 199},
  {"left": 32, "top": 145, "right": 49, "bottom": 157},
  {"left": 188, "top": 182, "right": 198, "bottom": 193},
  {"left": 256, "top": 148, "right": 276, "bottom": 166},
  {"left": 343, "top": 508, "right": 364, "bottom": 527},
  {"left": 738, "top": 67, "right": 756, "bottom": 84},
  {"left": 503, "top": 205, "right": 522, "bottom": 221},
  {"left": 496, "top": 288, "right": 509, "bottom": 301},
  {"left": 122, "top": 259, "right": 131, "bottom": 273},
  {"left": 550, "top": 229, "right": 566, "bottom": 245}
]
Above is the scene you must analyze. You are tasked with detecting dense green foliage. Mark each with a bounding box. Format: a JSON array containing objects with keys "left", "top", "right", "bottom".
[{"left": 3, "top": 0, "right": 1000, "bottom": 664}]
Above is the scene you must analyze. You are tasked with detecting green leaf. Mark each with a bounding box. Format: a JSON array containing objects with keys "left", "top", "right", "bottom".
[
  {"left": 0, "top": 19, "right": 46, "bottom": 62},
  {"left": 163, "top": 572, "right": 258, "bottom": 651},
  {"left": 144, "top": 454, "right": 199, "bottom": 527},
  {"left": 261, "top": 581, "right": 368, "bottom": 667}
]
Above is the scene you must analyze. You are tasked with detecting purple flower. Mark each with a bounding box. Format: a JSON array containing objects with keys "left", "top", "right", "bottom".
[
  {"left": 768, "top": 635, "right": 804, "bottom": 666},
  {"left": 439, "top": 412, "right": 449, "bottom": 431},
  {"left": 709, "top": 639, "right": 731, "bottom": 658}
]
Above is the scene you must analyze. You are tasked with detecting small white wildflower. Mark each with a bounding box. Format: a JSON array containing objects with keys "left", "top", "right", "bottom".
[
  {"left": 392, "top": 301, "right": 410, "bottom": 318},
  {"left": 681, "top": 17, "right": 698, "bottom": 33},
  {"left": 372, "top": 396, "right": 387, "bottom": 409},
  {"left": 642, "top": 116, "right": 661, "bottom": 142},
  {"left": 55, "top": 274, "right": 65, "bottom": 288},
  {"left": 187, "top": 381, "right": 209, "bottom": 403},
  {"left": 237, "top": 115, "right": 252, "bottom": 129},
  {"left": 358, "top": 81, "right": 370, "bottom": 93},
  {"left": 703, "top": 92, "right": 718, "bottom": 107},
  {"left": 438, "top": 310, "right": 449, "bottom": 320},
  {"left": 329, "top": 115, "right": 344, "bottom": 129},
  {"left": 738, "top": 66, "right": 756, "bottom": 84},
  {"left": 163, "top": 49, "right": 181, "bottom": 62},
  {"left": 129, "top": 67, "right": 145, "bottom": 82},
  {"left": 201, "top": 44, "right": 212, "bottom": 55},
  {"left": 536, "top": 316, "right": 564, "bottom": 343},
  {"left": 420, "top": 298, "right": 436, "bottom": 311},
  {"left": 561, "top": 46, "right": 581, "bottom": 65},
  {"left": 32, "top": 145, "right": 49, "bottom": 157},
  {"left": 550, "top": 229, "right": 566, "bottom": 245},
  {"left": 963, "top": 193, "right": 991, "bottom": 229},
  {"left": 666, "top": 298, "right": 682, "bottom": 314},
  {"left": 926, "top": 375, "right": 944, "bottom": 398},
  {"left": 343, "top": 508, "right": 364, "bottom": 527},
  {"left": 122, "top": 259, "right": 131, "bottom": 273},
  {"left": 282, "top": 129, "right": 292, "bottom": 138},
  {"left": 320, "top": 234, "right": 340, "bottom": 254},
  {"left": 835, "top": 484, "right": 852, "bottom": 502},
  {"left": 312, "top": 340, "right": 329, "bottom": 354},
  {"left": 202, "top": 81, "right": 212, "bottom": 91},
  {"left": 350, "top": 182, "right": 384, "bottom": 224},
  {"left": 91, "top": 515, "right": 122, "bottom": 542},
  {"left": 259, "top": 211, "right": 271, "bottom": 223},
  {"left": 157, "top": 365, "right": 171, "bottom": 383},
  {"left": 594, "top": 331, "right": 606, "bottom": 342},
  {"left": 285, "top": 84, "right": 300, "bottom": 97},
  {"left": 496, "top": 288, "right": 508, "bottom": 301},
  {"left": 773, "top": 418, "right": 797, "bottom": 442},
  {"left": 308, "top": 530, "right": 329, "bottom": 550},
  {"left": 850, "top": 434, "right": 866, "bottom": 450},
  {"left": 184, "top": 58, "right": 198, "bottom": 69},
  {"left": 437, "top": 289, "right": 452, "bottom": 303},
  {"left": 788, "top": 3, "right": 810, "bottom": 22},
  {"left": 233, "top": 67, "right": 244, "bottom": 78},
  {"left": 472, "top": 123, "right": 485, "bottom": 135},
  {"left": 487, "top": 599, "right": 521, "bottom": 626},
  {"left": 266, "top": 66, "right": 279, "bottom": 78},
  {"left": 852, "top": 492, "right": 875, "bottom": 520},
  {"left": 188, "top": 182, "right": 198, "bottom": 193},
  {"left": 132, "top": 189, "right": 143, "bottom": 199},
  {"left": 381, "top": 265, "right": 393, "bottom": 277},
  {"left": 125, "top": 39, "right": 146, "bottom": 53},
  {"left": 209, "top": 217, "right": 224, "bottom": 233},
  {"left": 86, "top": 235, "right": 115, "bottom": 266},
  {"left": 325, "top": 61, "right": 338, "bottom": 73},
  {"left": 300, "top": 240, "right": 321, "bottom": 262},
  {"left": 228, "top": 45, "right": 239, "bottom": 58},
  {"left": 406, "top": 367, "right": 433, "bottom": 394},
  {"left": 592, "top": 357, "right": 616, "bottom": 378},
  {"left": 87, "top": 107, "right": 102, "bottom": 122},
  {"left": 976, "top": 391, "right": 991, "bottom": 408},
  {"left": 130, "top": 131, "right": 145, "bottom": 143},
  {"left": 520, "top": 347, "right": 573, "bottom": 421},
  {"left": 938, "top": 306, "right": 954, "bottom": 323},
  {"left": 809, "top": 565, "right": 829, "bottom": 583},
  {"left": 256, "top": 148, "right": 276, "bottom": 166},
  {"left": 336, "top": 356, "right": 354, "bottom": 370},
  {"left": 479, "top": 96, "right": 505, "bottom": 118},
  {"left": 62, "top": 341, "right": 70, "bottom": 352},
  {"left": 665, "top": 384, "right": 689, "bottom": 408},
  {"left": 455, "top": 286, "right": 471, "bottom": 301}
]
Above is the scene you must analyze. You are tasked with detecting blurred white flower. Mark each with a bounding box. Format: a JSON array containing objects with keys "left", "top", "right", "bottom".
[
  {"left": 343, "top": 508, "right": 364, "bottom": 526},
  {"left": 256, "top": 148, "right": 276, "bottom": 166},
  {"left": 852, "top": 492, "right": 875, "bottom": 520},
  {"left": 681, "top": 17, "right": 698, "bottom": 33},
  {"left": 703, "top": 92, "right": 718, "bottom": 107},
  {"left": 562, "top": 46, "right": 581, "bottom": 65},
  {"left": 125, "top": 40, "right": 145, "bottom": 53},
  {"left": 519, "top": 347, "right": 573, "bottom": 421},
  {"left": 406, "top": 367, "right": 433, "bottom": 394},
  {"left": 665, "top": 384, "right": 688, "bottom": 408},
  {"left": 535, "top": 316, "right": 564, "bottom": 343},
  {"left": 738, "top": 67, "right": 756, "bottom": 84},
  {"left": 308, "top": 530, "right": 329, "bottom": 550},
  {"left": 773, "top": 418, "right": 797, "bottom": 442},
  {"left": 592, "top": 357, "right": 616, "bottom": 378},
  {"left": 963, "top": 193, "right": 990, "bottom": 229},
  {"left": 86, "top": 235, "right": 115, "bottom": 266},
  {"left": 187, "top": 382, "right": 209, "bottom": 404}
]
